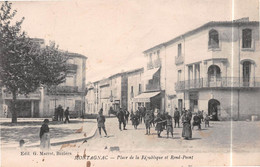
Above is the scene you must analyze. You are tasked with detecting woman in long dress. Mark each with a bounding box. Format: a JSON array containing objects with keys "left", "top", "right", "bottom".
[
  {"left": 182, "top": 111, "right": 192, "bottom": 140},
  {"left": 40, "top": 119, "right": 50, "bottom": 150}
]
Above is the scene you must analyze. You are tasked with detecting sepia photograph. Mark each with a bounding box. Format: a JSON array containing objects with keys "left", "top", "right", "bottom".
[{"left": 0, "top": 0, "right": 259, "bottom": 166}]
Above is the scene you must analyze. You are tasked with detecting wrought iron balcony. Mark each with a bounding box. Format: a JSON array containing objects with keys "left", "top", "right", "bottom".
[
  {"left": 175, "top": 77, "right": 260, "bottom": 91},
  {"left": 175, "top": 56, "right": 184, "bottom": 65}
]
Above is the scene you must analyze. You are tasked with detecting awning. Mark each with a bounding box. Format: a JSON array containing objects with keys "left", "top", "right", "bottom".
[
  {"left": 133, "top": 91, "right": 160, "bottom": 102},
  {"left": 142, "top": 67, "right": 160, "bottom": 81}
]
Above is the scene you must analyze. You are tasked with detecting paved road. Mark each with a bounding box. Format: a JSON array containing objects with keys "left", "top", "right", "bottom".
[{"left": 54, "top": 118, "right": 260, "bottom": 153}]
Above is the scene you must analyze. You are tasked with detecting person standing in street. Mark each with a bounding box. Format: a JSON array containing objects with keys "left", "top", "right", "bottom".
[
  {"left": 97, "top": 108, "right": 108, "bottom": 138},
  {"left": 64, "top": 107, "right": 70, "bottom": 123},
  {"left": 124, "top": 109, "right": 130, "bottom": 124},
  {"left": 165, "top": 112, "right": 174, "bottom": 138},
  {"left": 117, "top": 108, "right": 126, "bottom": 130},
  {"left": 40, "top": 119, "right": 50, "bottom": 150},
  {"left": 154, "top": 112, "right": 164, "bottom": 138},
  {"left": 192, "top": 113, "right": 202, "bottom": 130},
  {"left": 59, "top": 106, "right": 64, "bottom": 122},
  {"left": 182, "top": 110, "right": 192, "bottom": 140},
  {"left": 173, "top": 108, "right": 180, "bottom": 128}
]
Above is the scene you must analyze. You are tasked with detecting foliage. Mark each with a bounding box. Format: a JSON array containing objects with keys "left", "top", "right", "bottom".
[{"left": 0, "top": 2, "right": 68, "bottom": 122}]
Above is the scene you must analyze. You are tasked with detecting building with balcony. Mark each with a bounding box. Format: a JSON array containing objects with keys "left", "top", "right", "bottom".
[
  {"left": 1, "top": 39, "right": 88, "bottom": 118},
  {"left": 132, "top": 47, "right": 166, "bottom": 113},
  {"left": 44, "top": 52, "right": 87, "bottom": 118},
  {"left": 148, "top": 17, "right": 260, "bottom": 120}
]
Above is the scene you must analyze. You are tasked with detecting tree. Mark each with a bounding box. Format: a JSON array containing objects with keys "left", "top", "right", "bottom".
[{"left": 0, "top": 2, "right": 68, "bottom": 123}]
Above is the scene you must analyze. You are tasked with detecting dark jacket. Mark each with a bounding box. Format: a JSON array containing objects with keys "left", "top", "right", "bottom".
[
  {"left": 40, "top": 123, "right": 49, "bottom": 138},
  {"left": 117, "top": 110, "right": 125, "bottom": 121},
  {"left": 65, "top": 109, "right": 69, "bottom": 117}
]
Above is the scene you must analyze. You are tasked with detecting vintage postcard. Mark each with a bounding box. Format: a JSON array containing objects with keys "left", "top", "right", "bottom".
[{"left": 0, "top": 0, "right": 259, "bottom": 166}]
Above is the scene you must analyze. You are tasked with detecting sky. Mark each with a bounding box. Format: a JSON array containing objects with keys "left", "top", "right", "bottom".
[{"left": 8, "top": 0, "right": 260, "bottom": 82}]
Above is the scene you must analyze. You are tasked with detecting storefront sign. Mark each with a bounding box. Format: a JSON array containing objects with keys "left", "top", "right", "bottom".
[{"left": 189, "top": 92, "right": 198, "bottom": 99}]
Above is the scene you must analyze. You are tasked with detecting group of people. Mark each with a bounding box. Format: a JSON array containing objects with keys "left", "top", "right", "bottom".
[
  {"left": 96, "top": 106, "right": 211, "bottom": 140},
  {"left": 54, "top": 105, "right": 70, "bottom": 123}
]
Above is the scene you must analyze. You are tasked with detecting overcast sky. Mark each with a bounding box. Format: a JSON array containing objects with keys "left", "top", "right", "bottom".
[{"left": 10, "top": 0, "right": 259, "bottom": 82}]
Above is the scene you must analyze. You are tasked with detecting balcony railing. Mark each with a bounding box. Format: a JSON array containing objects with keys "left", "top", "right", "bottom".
[
  {"left": 48, "top": 86, "right": 79, "bottom": 94},
  {"left": 175, "top": 56, "right": 184, "bottom": 65},
  {"left": 175, "top": 77, "right": 260, "bottom": 91}
]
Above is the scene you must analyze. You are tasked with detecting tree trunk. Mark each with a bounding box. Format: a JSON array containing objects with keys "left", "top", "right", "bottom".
[{"left": 11, "top": 91, "right": 17, "bottom": 123}]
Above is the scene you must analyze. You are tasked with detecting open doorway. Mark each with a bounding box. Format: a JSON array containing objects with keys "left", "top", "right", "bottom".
[{"left": 208, "top": 99, "right": 220, "bottom": 121}]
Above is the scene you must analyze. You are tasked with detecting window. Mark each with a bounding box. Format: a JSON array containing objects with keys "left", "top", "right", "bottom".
[
  {"left": 194, "top": 64, "right": 200, "bottom": 80},
  {"left": 131, "top": 86, "right": 134, "bottom": 98},
  {"left": 208, "top": 29, "right": 219, "bottom": 48},
  {"left": 149, "top": 53, "right": 152, "bottom": 63},
  {"left": 242, "top": 29, "right": 252, "bottom": 48},
  {"left": 138, "top": 84, "right": 142, "bottom": 94},
  {"left": 157, "top": 50, "right": 160, "bottom": 59},
  {"left": 178, "top": 43, "right": 182, "bottom": 57},
  {"left": 178, "top": 70, "right": 182, "bottom": 82},
  {"left": 208, "top": 65, "right": 221, "bottom": 82}
]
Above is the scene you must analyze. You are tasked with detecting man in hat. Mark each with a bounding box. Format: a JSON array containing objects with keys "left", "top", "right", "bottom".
[
  {"left": 64, "top": 107, "right": 70, "bottom": 123},
  {"left": 173, "top": 108, "right": 180, "bottom": 128},
  {"left": 117, "top": 108, "right": 126, "bottom": 130}
]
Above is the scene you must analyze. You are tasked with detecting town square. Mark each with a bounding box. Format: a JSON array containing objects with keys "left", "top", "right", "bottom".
[{"left": 0, "top": 0, "right": 260, "bottom": 167}]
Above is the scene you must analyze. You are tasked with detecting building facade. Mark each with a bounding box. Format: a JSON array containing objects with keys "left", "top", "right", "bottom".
[
  {"left": 1, "top": 40, "right": 87, "bottom": 118},
  {"left": 85, "top": 71, "right": 128, "bottom": 116},
  {"left": 145, "top": 18, "right": 260, "bottom": 120},
  {"left": 127, "top": 68, "right": 144, "bottom": 112}
]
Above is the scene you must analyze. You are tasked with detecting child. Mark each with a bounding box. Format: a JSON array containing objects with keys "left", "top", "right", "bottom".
[
  {"left": 97, "top": 109, "right": 108, "bottom": 137},
  {"left": 166, "top": 113, "right": 174, "bottom": 138},
  {"left": 40, "top": 119, "right": 50, "bottom": 150},
  {"left": 204, "top": 114, "right": 210, "bottom": 128}
]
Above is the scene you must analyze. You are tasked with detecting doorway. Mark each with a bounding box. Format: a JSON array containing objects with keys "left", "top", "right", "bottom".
[{"left": 208, "top": 99, "right": 220, "bottom": 121}]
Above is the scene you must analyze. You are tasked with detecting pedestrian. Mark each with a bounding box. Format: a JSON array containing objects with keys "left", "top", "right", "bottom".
[
  {"left": 192, "top": 113, "right": 202, "bottom": 130},
  {"left": 173, "top": 108, "right": 180, "bottom": 128},
  {"left": 154, "top": 112, "right": 165, "bottom": 138},
  {"left": 64, "top": 107, "right": 70, "bottom": 123},
  {"left": 124, "top": 109, "right": 130, "bottom": 124},
  {"left": 181, "top": 111, "right": 192, "bottom": 140},
  {"left": 165, "top": 112, "right": 174, "bottom": 138},
  {"left": 59, "top": 106, "right": 64, "bottom": 122},
  {"left": 97, "top": 108, "right": 108, "bottom": 138},
  {"left": 19, "top": 139, "right": 26, "bottom": 151},
  {"left": 204, "top": 114, "right": 210, "bottom": 128},
  {"left": 144, "top": 111, "right": 153, "bottom": 135},
  {"left": 57, "top": 105, "right": 62, "bottom": 121},
  {"left": 40, "top": 119, "right": 50, "bottom": 150},
  {"left": 54, "top": 107, "right": 59, "bottom": 121},
  {"left": 117, "top": 108, "right": 126, "bottom": 130},
  {"left": 132, "top": 111, "right": 140, "bottom": 129}
]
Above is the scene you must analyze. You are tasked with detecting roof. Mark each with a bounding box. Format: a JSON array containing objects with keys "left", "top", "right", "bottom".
[
  {"left": 143, "top": 20, "right": 259, "bottom": 54},
  {"left": 67, "top": 52, "right": 88, "bottom": 59}
]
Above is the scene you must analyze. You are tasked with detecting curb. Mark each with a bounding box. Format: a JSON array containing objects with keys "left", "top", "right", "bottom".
[{"left": 1, "top": 126, "right": 97, "bottom": 149}]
